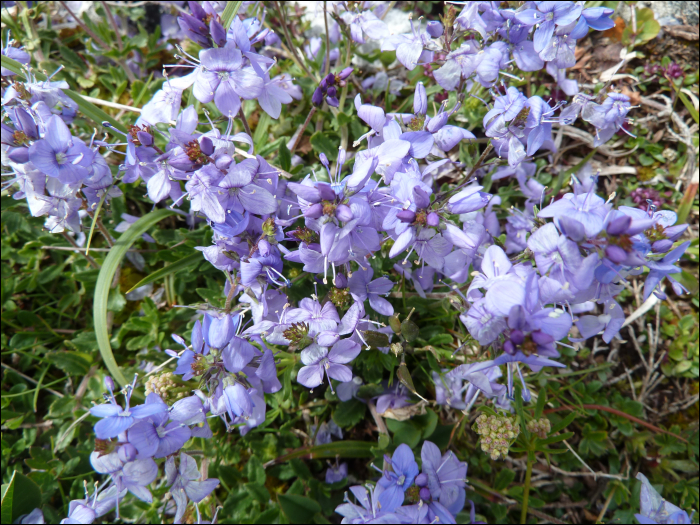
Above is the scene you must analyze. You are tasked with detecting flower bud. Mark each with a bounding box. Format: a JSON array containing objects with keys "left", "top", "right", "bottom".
[
  {"left": 215, "top": 154, "right": 233, "bottom": 170},
  {"left": 210, "top": 18, "right": 227, "bottom": 47},
  {"left": 334, "top": 273, "right": 348, "bottom": 288},
  {"left": 419, "top": 487, "right": 431, "bottom": 501},
  {"left": 509, "top": 329, "right": 525, "bottom": 345},
  {"left": 335, "top": 204, "right": 353, "bottom": 222},
  {"left": 606, "top": 215, "right": 631, "bottom": 236},
  {"left": 503, "top": 339, "right": 515, "bottom": 355},
  {"left": 325, "top": 73, "right": 336, "bottom": 86},
  {"left": 312, "top": 87, "right": 324, "bottom": 106},
  {"left": 258, "top": 239, "right": 271, "bottom": 257},
  {"left": 338, "top": 67, "right": 353, "bottom": 80},
  {"left": 413, "top": 82, "right": 427, "bottom": 115},
  {"left": 397, "top": 210, "right": 417, "bottom": 223},
  {"left": 605, "top": 245, "right": 627, "bottom": 264},
  {"left": 415, "top": 473, "right": 428, "bottom": 487},
  {"left": 651, "top": 239, "right": 673, "bottom": 253},
  {"left": 317, "top": 183, "right": 336, "bottom": 201},
  {"left": 327, "top": 86, "right": 337, "bottom": 98},
  {"left": 304, "top": 203, "right": 324, "bottom": 219},
  {"left": 118, "top": 443, "right": 137, "bottom": 462},
  {"left": 426, "top": 21, "right": 444, "bottom": 37},
  {"left": 136, "top": 131, "right": 153, "bottom": 147},
  {"left": 104, "top": 376, "right": 115, "bottom": 392},
  {"left": 426, "top": 212, "right": 439, "bottom": 227},
  {"left": 200, "top": 136, "right": 214, "bottom": 156}
]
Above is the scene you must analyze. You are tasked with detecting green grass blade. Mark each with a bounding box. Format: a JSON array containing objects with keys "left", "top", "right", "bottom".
[
  {"left": 85, "top": 188, "right": 109, "bottom": 256},
  {"left": 1, "top": 56, "right": 127, "bottom": 133},
  {"left": 126, "top": 252, "right": 202, "bottom": 294},
  {"left": 269, "top": 441, "right": 375, "bottom": 465},
  {"left": 678, "top": 91, "right": 699, "bottom": 125},
  {"left": 221, "top": 1, "right": 243, "bottom": 29},
  {"left": 94, "top": 209, "right": 175, "bottom": 387}
]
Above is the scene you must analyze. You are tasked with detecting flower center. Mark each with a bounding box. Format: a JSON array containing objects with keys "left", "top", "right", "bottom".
[
  {"left": 397, "top": 475, "right": 406, "bottom": 486},
  {"left": 218, "top": 71, "right": 230, "bottom": 81},
  {"left": 55, "top": 152, "right": 68, "bottom": 165}
]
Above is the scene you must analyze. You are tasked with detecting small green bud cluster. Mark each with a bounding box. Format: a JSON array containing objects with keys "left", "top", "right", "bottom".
[
  {"left": 283, "top": 322, "right": 312, "bottom": 350},
  {"left": 473, "top": 414, "right": 519, "bottom": 461},
  {"left": 144, "top": 372, "right": 188, "bottom": 403},
  {"left": 526, "top": 417, "right": 551, "bottom": 439}
]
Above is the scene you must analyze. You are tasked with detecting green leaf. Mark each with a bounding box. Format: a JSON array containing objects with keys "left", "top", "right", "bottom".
[
  {"left": 332, "top": 399, "right": 367, "bottom": 428},
  {"left": 253, "top": 111, "right": 271, "bottom": 151},
  {"left": 385, "top": 419, "right": 422, "bottom": 448},
  {"left": 46, "top": 351, "right": 92, "bottom": 375},
  {"left": 309, "top": 131, "right": 339, "bottom": 160},
  {"left": 0, "top": 56, "right": 127, "bottom": 133},
  {"left": 278, "top": 494, "right": 321, "bottom": 524},
  {"left": 537, "top": 432, "right": 574, "bottom": 447},
  {"left": 428, "top": 333, "right": 452, "bottom": 346},
  {"left": 126, "top": 253, "right": 201, "bottom": 293},
  {"left": 221, "top": 1, "right": 243, "bottom": 29},
  {"left": 549, "top": 411, "right": 577, "bottom": 435},
  {"left": 279, "top": 141, "right": 292, "bottom": 171},
  {"left": 272, "top": 441, "right": 375, "bottom": 464},
  {"left": 678, "top": 91, "right": 699, "bottom": 125},
  {"left": 494, "top": 469, "right": 516, "bottom": 491},
  {"left": 94, "top": 209, "right": 175, "bottom": 386},
  {"left": 534, "top": 388, "right": 546, "bottom": 419},
  {"left": 1, "top": 471, "right": 42, "bottom": 523},
  {"left": 397, "top": 362, "right": 427, "bottom": 402}
]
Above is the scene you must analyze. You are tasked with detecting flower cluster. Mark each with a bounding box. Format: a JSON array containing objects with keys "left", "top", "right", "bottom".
[
  {"left": 336, "top": 442, "right": 471, "bottom": 524},
  {"left": 72, "top": 376, "right": 219, "bottom": 523},
  {"left": 473, "top": 413, "right": 520, "bottom": 461},
  {"left": 526, "top": 417, "right": 551, "bottom": 439},
  {"left": 2, "top": 1, "right": 693, "bottom": 522}
]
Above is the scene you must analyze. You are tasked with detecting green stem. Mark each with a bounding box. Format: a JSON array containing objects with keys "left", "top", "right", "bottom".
[{"left": 520, "top": 453, "right": 533, "bottom": 524}]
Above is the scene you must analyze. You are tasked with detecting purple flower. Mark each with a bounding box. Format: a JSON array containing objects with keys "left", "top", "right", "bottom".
[
  {"left": 127, "top": 395, "right": 192, "bottom": 459},
  {"left": 341, "top": 9, "right": 389, "bottom": 44},
  {"left": 336, "top": 485, "right": 399, "bottom": 522},
  {"left": 193, "top": 43, "right": 263, "bottom": 116},
  {"left": 297, "top": 339, "right": 361, "bottom": 391},
  {"left": 325, "top": 462, "right": 348, "bottom": 484},
  {"left": 515, "top": 2, "right": 583, "bottom": 53},
  {"left": 349, "top": 267, "right": 394, "bottom": 316},
  {"left": 166, "top": 452, "right": 220, "bottom": 524},
  {"left": 377, "top": 443, "right": 420, "bottom": 510},
  {"left": 421, "top": 441, "right": 468, "bottom": 515},
  {"left": 28, "top": 115, "right": 93, "bottom": 184},
  {"left": 635, "top": 473, "right": 691, "bottom": 525},
  {"left": 643, "top": 241, "right": 691, "bottom": 301},
  {"left": 89, "top": 379, "right": 167, "bottom": 439}
]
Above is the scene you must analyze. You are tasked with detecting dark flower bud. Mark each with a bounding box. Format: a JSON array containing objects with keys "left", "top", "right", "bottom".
[
  {"left": 397, "top": 210, "right": 417, "bottom": 223},
  {"left": 334, "top": 273, "right": 348, "bottom": 288},
  {"left": 605, "top": 245, "right": 627, "bottom": 264},
  {"left": 326, "top": 96, "right": 339, "bottom": 107},
  {"left": 426, "top": 212, "right": 439, "bottom": 227},
  {"left": 335, "top": 204, "right": 353, "bottom": 222},
  {"left": 137, "top": 131, "right": 152, "bottom": 146},
  {"left": 419, "top": 487, "right": 431, "bottom": 501},
  {"left": 606, "top": 215, "right": 631, "bottom": 236},
  {"left": 426, "top": 21, "right": 444, "bottom": 37},
  {"left": 415, "top": 473, "right": 428, "bottom": 487},
  {"left": 188, "top": 0, "right": 206, "bottom": 20},
  {"left": 312, "top": 87, "right": 324, "bottom": 106},
  {"left": 200, "top": 136, "right": 214, "bottom": 156},
  {"left": 210, "top": 19, "right": 227, "bottom": 47},
  {"left": 304, "top": 203, "right": 324, "bottom": 219},
  {"left": 652, "top": 239, "right": 673, "bottom": 253},
  {"left": 510, "top": 329, "right": 525, "bottom": 345},
  {"left": 118, "top": 443, "right": 137, "bottom": 462},
  {"left": 326, "top": 86, "right": 337, "bottom": 98},
  {"left": 503, "top": 339, "right": 515, "bottom": 355},
  {"left": 325, "top": 73, "right": 336, "bottom": 86},
  {"left": 317, "top": 183, "right": 336, "bottom": 201},
  {"left": 319, "top": 77, "right": 328, "bottom": 90},
  {"left": 338, "top": 67, "right": 353, "bottom": 80}
]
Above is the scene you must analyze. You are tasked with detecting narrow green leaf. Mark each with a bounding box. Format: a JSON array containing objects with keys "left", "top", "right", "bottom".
[
  {"left": 0, "top": 56, "right": 127, "bottom": 133},
  {"left": 94, "top": 209, "right": 176, "bottom": 386},
  {"left": 678, "top": 91, "right": 699, "bottom": 125},
  {"left": 221, "top": 1, "right": 243, "bottom": 30},
  {"left": 253, "top": 111, "right": 271, "bottom": 151},
  {"left": 397, "top": 361, "right": 428, "bottom": 402},
  {"left": 534, "top": 388, "right": 546, "bottom": 420},
  {"left": 85, "top": 188, "right": 109, "bottom": 256},
  {"left": 537, "top": 431, "right": 575, "bottom": 447},
  {"left": 279, "top": 142, "right": 291, "bottom": 171},
  {"left": 126, "top": 252, "right": 202, "bottom": 294},
  {"left": 549, "top": 411, "right": 578, "bottom": 435},
  {"left": 270, "top": 440, "right": 374, "bottom": 464}
]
